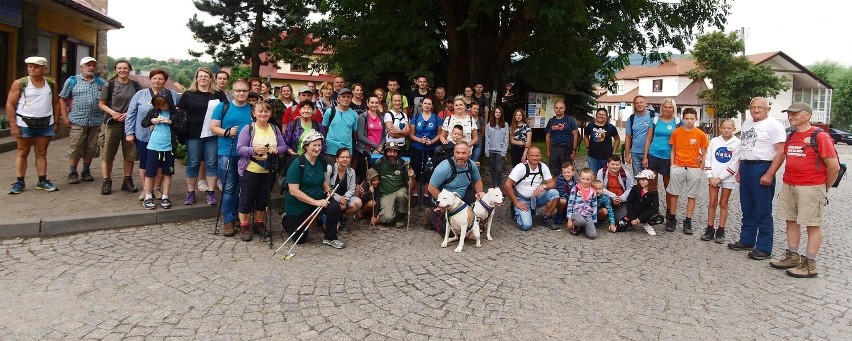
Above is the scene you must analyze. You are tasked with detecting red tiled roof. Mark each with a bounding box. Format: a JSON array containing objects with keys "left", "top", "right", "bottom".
[{"left": 597, "top": 87, "right": 639, "bottom": 103}]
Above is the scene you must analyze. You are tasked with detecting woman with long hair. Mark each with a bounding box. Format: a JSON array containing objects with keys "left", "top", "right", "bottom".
[
  {"left": 642, "top": 98, "right": 680, "bottom": 217},
  {"left": 349, "top": 83, "right": 367, "bottom": 115},
  {"left": 509, "top": 108, "right": 531, "bottom": 165},
  {"left": 176, "top": 67, "right": 226, "bottom": 205},
  {"left": 408, "top": 97, "right": 442, "bottom": 196},
  {"left": 373, "top": 87, "right": 387, "bottom": 113},
  {"left": 316, "top": 82, "right": 334, "bottom": 114},
  {"left": 485, "top": 105, "right": 509, "bottom": 187},
  {"left": 354, "top": 95, "right": 385, "bottom": 182}
]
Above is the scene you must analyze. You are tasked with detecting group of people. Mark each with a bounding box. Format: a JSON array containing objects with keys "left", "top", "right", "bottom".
[{"left": 6, "top": 56, "right": 839, "bottom": 278}]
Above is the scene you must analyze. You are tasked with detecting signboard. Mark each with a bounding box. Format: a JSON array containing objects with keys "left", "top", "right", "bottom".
[
  {"left": 526, "top": 92, "right": 564, "bottom": 129},
  {"left": 0, "top": 0, "right": 23, "bottom": 27}
]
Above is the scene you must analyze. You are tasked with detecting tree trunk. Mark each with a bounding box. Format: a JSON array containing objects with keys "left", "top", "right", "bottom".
[{"left": 249, "top": 0, "right": 265, "bottom": 77}]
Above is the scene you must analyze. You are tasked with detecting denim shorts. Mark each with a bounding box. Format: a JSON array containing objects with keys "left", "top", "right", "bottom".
[{"left": 20, "top": 124, "right": 55, "bottom": 138}]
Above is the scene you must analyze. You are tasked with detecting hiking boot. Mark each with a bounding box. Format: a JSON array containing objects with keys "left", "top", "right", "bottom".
[
  {"left": 143, "top": 198, "right": 156, "bottom": 210},
  {"left": 727, "top": 241, "right": 755, "bottom": 251},
  {"left": 542, "top": 216, "right": 555, "bottom": 230},
  {"left": 101, "top": 178, "right": 112, "bottom": 195},
  {"left": 8, "top": 181, "right": 24, "bottom": 194},
  {"left": 643, "top": 224, "right": 657, "bottom": 236},
  {"left": 714, "top": 229, "right": 726, "bottom": 244},
  {"left": 665, "top": 214, "right": 677, "bottom": 232},
  {"left": 160, "top": 198, "right": 171, "bottom": 209},
  {"left": 184, "top": 191, "right": 196, "bottom": 205},
  {"left": 747, "top": 250, "right": 772, "bottom": 260},
  {"left": 121, "top": 177, "right": 138, "bottom": 193},
  {"left": 683, "top": 219, "right": 693, "bottom": 235},
  {"left": 153, "top": 187, "right": 163, "bottom": 199},
  {"left": 222, "top": 222, "right": 236, "bottom": 236},
  {"left": 67, "top": 172, "right": 79, "bottom": 184},
  {"left": 80, "top": 171, "right": 94, "bottom": 182},
  {"left": 196, "top": 179, "right": 209, "bottom": 192},
  {"left": 395, "top": 220, "right": 404, "bottom": 228},
  {"left": 36, "top": 180, "right": 58, "bottom": 192},
  {"left": 253, "top": 221, "right": 268, "bottom": 238},
  {"left": 786, "top": 257, "right": 818, "bottom": 278},
  {"left": 770, "top": 250, "right": 802, "bottom": 270},
  {"left": 240, "top": 225, "right": 253, "bottom": 242},
  {"left": 700, "top": 226, "right": 714, "bottom": 241},
  {"left": 206, "top": 191, "right": 217, "bottom": 205},
  {"left": 323, "top": 239, "right": 345, "bottom": 249}
]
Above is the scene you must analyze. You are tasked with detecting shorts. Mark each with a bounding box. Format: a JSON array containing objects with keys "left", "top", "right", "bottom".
[
  {"left": 144, "top": 150, "right": 175, "bottom": 177},
  {"left": 777, "top": 184, "right": 826, "bottom": 227},
  {"left": 19, "top": 124, "right": 55, "bottom": 138},
  {"left": 67, "top": 125, "right": 101, "bottom": 159},
  {"left": 136, "top": 140, "right": 149, "bottom": 169},
  {"left": 99, "top": 121, "right": 137, "bottom": 162},
  {"left": 715, "top": 181, "right": 736, "bottom": 190},
  {"left": 647, "top": 155, "right": 671, "bottom": 176},
  {"left": 667, "top": 166, "right": 703, "bottom": 198}
]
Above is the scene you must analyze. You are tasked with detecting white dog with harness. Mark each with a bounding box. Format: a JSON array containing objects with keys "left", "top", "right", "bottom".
[{"left": 436, "top": 189, "right": 477, "bottom": 252}]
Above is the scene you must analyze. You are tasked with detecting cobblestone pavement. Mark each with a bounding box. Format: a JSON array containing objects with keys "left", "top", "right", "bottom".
[{"left": 1, "top": 147, "right": 851, "bottom": 339}]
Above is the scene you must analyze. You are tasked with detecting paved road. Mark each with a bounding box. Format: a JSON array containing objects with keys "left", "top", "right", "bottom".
[{"left": 1, "top": 146, "right": 851, "bottom": 340}]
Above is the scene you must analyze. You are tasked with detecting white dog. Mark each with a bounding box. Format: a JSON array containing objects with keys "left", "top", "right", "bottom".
[
  {"left": 471, "top": 187, "right": 505, "bottom": 243},
  {"left": 436, "top": 189, "right": 477, "bottom": 252}
]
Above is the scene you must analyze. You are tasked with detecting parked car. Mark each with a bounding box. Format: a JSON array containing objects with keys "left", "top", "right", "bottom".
[{"left": 829, "top": 128, "right": 852, "bottom": 144}]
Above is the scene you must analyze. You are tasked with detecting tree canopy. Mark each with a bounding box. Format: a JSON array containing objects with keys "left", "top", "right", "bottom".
[
  {"left": 315, "top": 0, "right": 731, "bottom": 100},
  {"left": 688, "top": 31, "right": 789, "bottom": 119},
  {"left": 187, "top": 0, "right": 314, "bottom": 77},
  {"left": 104, "top": 56, "right": 218, "bottom": 87},
  {"left": 809, "top": 60, "right": 852, "bottom": 130}
]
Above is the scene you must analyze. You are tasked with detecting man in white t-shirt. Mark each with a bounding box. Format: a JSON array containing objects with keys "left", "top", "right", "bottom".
[
  {"left": 727, "top": 97, "right": 786, "bottom": 261},
  {"left": 503, "top": 147, "right": 560, "bottom": 230}
]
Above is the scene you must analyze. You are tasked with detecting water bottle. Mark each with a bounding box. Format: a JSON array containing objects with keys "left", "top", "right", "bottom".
[{"left": 0, "top": 116, "right": 7, "bottom": 129}]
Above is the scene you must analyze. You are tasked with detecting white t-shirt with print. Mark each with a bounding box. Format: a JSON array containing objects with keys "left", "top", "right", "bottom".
[
  {"left": 739, "top": 116, "right": 785, "bottom": 161},
  {"left": 442, "top": 115, "right": 478, "bottom": 143}
]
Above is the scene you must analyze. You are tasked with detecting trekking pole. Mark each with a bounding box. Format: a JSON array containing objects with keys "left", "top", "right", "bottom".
[
  {"left": 406, "top": 162, "right": 413, "bottom": 231},
  {"left": 213, "top": 127, "right": 238, "bottom": 235},
  {"left": 270, "top": 183, "right": 339, "bottom": 259}
]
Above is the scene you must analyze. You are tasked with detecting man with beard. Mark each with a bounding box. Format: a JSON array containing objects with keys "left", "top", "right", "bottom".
[{"left": 372, "top": 142, "right": 412, "bottom": 228}]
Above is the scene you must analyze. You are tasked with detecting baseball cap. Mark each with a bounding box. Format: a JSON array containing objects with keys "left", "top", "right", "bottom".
[
  {"left": 338, "top": 88, "right": 353, "bottom": 95},
  {"left": 80, "top": 56, "right": 97, "bottom": 65},
  {"left": 298, "top": 86, "right": 312, "bottom": 94},
  {"left": 24, "top": 56, "right": 47, "bottom": 66},
  {"left": 634, "top": 169, "right": 656, "bottom": 180},
  {"left": 782, "top": 102, "right": 813, "bottom": 114}
]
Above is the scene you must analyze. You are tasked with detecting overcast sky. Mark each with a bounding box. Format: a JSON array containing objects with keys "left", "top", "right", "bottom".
[{"left": 107, "top": 0, "right": 852, "bottom": 67}]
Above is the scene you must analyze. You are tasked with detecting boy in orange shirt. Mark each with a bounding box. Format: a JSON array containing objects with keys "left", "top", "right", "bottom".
[{"left": 666, "top": 108, "right": 709, "bottom": 234}]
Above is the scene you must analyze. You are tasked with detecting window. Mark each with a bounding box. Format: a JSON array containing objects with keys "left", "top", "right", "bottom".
[
  {"left": 652, "top": 79, "right": 662, "bottom": 92},
  {"left": 37, "top": 34, "right": 53, "bottom": 68}
]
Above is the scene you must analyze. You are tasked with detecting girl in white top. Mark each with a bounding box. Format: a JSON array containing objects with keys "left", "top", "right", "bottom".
[{"left": 702, "top": 119, "right": 740, "bottom": 242}]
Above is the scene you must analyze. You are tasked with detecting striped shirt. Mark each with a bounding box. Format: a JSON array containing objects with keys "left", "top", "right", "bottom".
[{"left": 59, "top": 74, "right": 104, "bottom": 127}]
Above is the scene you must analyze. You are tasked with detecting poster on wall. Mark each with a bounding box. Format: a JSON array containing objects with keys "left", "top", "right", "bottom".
[{"left": 526, "top": 92, "right": 564, "bottom": 128}]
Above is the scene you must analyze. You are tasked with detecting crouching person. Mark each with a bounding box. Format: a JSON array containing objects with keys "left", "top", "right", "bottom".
[
  {"left": 504, "top": 146, "right": 559, "bottom": 230},
  {"left": 283, "top": 130, "right": 345, "bottom": 249},
  {"left": 373, "top": 142, "right": 412, "bottom": 228},
  {"left": 236, "top": 102, "right": 287, "bottom": 242}
]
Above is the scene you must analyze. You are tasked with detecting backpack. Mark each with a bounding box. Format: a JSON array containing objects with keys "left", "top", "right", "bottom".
[
  {"left": 428, "top": 143, "right": 454, "bottom": 175},
  {"left": 66, "top": 75, "right": 105, "bottom": 92},
  {"left": 104, "top": 79, "right": 142, "bottom": 106},
  {"left": 284, "top": 154, "right": 327, "bottom": 184},
  {"left": 786, "top": 127, "right": 846, "bottom": 187},
  {"left": 515, "top": 163, "right": 544, "bottom": 188},
  {"left": 435, "top": 155, "right": 473, "bottom": 188},
  {"left": 19, "top": 76, "right": 56, "bottom": 94},
  {"left": 652, "top": 115, "right": 681, "bottom": 126},
  {"left": 627, "top": 110, "right": 656, "bottom": 136}
]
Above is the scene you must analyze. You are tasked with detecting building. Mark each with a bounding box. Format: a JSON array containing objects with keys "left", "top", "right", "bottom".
[
  {"left": 597, "top": 51, "right": 833, "bottom": 129},
  {"left": 0, "top": 0, "right": 123, "bottom": 108}
]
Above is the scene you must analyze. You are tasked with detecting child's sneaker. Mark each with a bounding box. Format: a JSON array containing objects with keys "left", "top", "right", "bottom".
[
  {"left": 160, "top": 198, "right": 171, "bottom": 209},
  {"left": 643, "top": 224, "right": 657, "bottom": 236},
  {"left": 143, "top": 198, "right": 156, "bottom": 210},
  {"left": 700, "top": 226, "right": 715, "bottom": 241}
]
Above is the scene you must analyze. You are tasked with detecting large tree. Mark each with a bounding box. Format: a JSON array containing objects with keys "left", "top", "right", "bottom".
[
  {"left": 809, "top": 60, "right": 852, "bottom": 130},
  {"left": 187, "top": 0, "right": 313, "bottom": 77},
  {"left": 315, "top": 0, "right": 731, "bottom": 97},
  {"left": 688, "top": 31, "right": 789, "bottom": 119}
]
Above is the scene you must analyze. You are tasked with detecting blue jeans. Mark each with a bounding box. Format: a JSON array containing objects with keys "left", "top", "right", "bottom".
[
  {"left": 738, "top": 161, "right": 776, "bottom": 253},
  {"left": 471, "top": 143, "right": 482, "bottom": 163},
  {"left": 588, "top": 157, "right": 608, "bottom": 177},
  {"left": 185, "top": 137, "right": 218, "bottom": 179},
  {"left": 630, "top": 152, "right": 644, "bottom": 176},
  {"left": 513, "top": 188, "right": 559, "bottom": 231},
  {"left": 217, "top": 155, "right": 240, "bottom": 224}
]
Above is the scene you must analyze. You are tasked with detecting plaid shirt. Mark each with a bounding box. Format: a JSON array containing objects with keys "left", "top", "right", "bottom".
[{"left": 59, "top": 74, "right": 104, "bottom": 127}]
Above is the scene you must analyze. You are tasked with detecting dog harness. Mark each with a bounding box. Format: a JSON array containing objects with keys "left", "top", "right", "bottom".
[
  {"left": 445, "top": 201, "right": 475, "bottom": 230},
  {"left": 477, "top": 197, "right": 495, "bottom": 215}
]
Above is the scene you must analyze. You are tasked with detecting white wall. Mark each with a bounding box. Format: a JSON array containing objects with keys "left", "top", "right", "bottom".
[
  {"left": 767, "top": 73, "right": 794, "bottom": 121},
  {"left": 638, "top": 76, "right": 680, "bottom": 97}
]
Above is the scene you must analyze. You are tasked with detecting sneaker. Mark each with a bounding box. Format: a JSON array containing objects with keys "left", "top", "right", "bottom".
[
  {"left": 222, "top": 222, "right": 236, "bottom": 237},
  {"left": 747, "top": 250, "right": 772, "bottom": 260},
  {"left": 67, "top": 172, "right": 79, "bottom": 184},
  {"left": 143, "top": 198, "right": 156, "bottom": 210},
  {"left": 206, "top": 191, "right": 217, "bottom": 205},
  {"left": 323, "top": 239, "right": 346, "bottom": 249},
  {"left": 683, "top": 219, "right": 693, "bottom": 235},
  {"left": 727, "top": 241, "right": 755, "bottom": 251},
  {"left": 101, "top": 178, "right": 112, "bottom": 195},
  {"left": 121, "top": 177, "right": 138, "bottom": 193},
  {"left": 184, "top": 191, "right": 196, "bottom": 205},
  {"left": 714, "top": 229, "right": 726, "bottom": 244},
  {"left": 196, "top": 179, "right": 209, "bottom": 192},
  {"left": 240, "top": 225, "right": 252, "bottom": 242},
  {"left": 700, "top": 227, "right": 714, "bottom": 241},
  {"left": 395, "top": 220, "right": 404, "bottom": 228},
  {"left": 665, "top": 214, "right": 677, "bottom": 232},
  {"left": 770, "top": 249, "right": 802, "bottom": 270},
  {"left": 8, "top": 181, "right": 25, "bottom": 194},
  {"left": 542, "top": 216, "right": 555, "bottom": 230},
  {"left": 643, "top": 224, "right": 657, "bottom": 236},
  {"left": 786, "top": 257, "right": 818, "bottom": 278},
  {"left": 36, "top": 180, "right": 58, "bottom": 192},
  {"left": 160, "top": 198, "right": 171, "bottom": 209},
  {"left": 80, "top": 171, "right": 94, "bottom": 182},
  {"left": 153, "top": 187, "right": 163, "bottom": 199}
]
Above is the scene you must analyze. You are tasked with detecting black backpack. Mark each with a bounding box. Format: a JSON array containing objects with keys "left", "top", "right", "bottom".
[
  {"left": 515, "top": 163, "right": 544, "bottom": 187},
  {"left": 438, "top": 157, "right": 473, "bottom": 188}
]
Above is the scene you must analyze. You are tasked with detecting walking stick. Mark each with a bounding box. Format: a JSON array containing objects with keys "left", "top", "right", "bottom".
[
  {"left": 213, "top": 128, "right": 237, "bottom": 235},
  {"left": 406, "top": 162, "right": 413, "bottom": 231},
  {"left": 270, "top": 183, "right": 339, "bottom": 260}
]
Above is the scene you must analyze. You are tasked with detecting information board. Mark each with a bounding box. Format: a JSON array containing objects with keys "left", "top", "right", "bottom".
[{"left": 526, "top": 92, "right": 564, "bottom": 129}]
